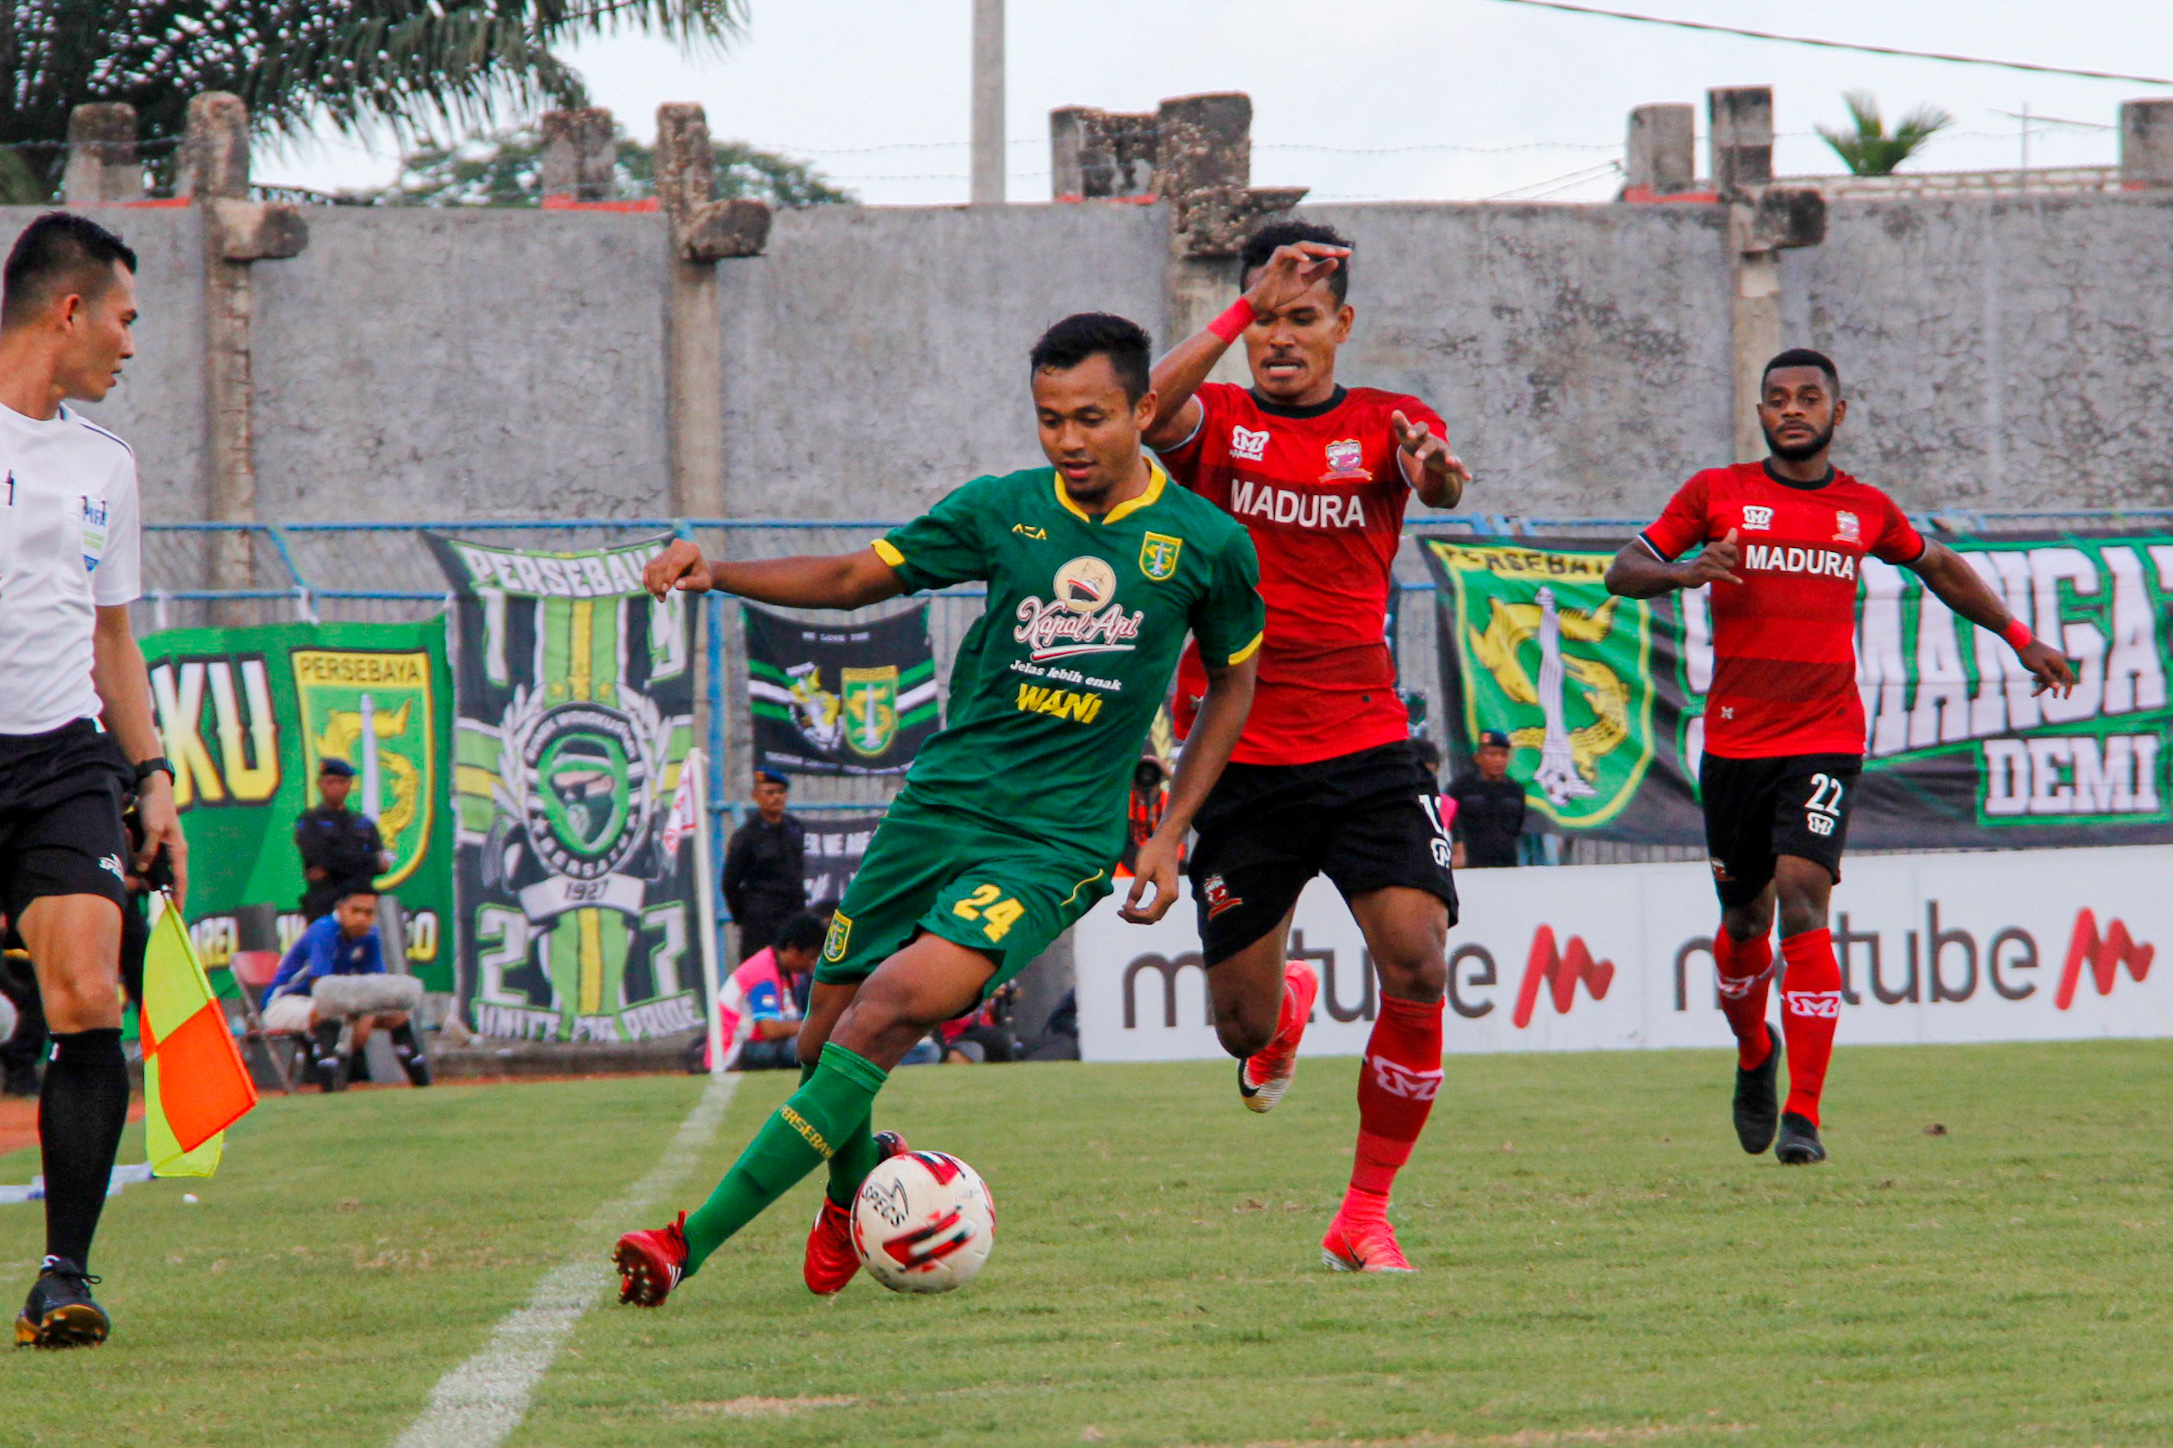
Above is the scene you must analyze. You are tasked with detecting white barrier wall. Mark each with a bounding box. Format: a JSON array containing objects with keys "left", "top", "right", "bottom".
[{"left": 1076, "top": 846, "right": 2169, "bottom": 1062}]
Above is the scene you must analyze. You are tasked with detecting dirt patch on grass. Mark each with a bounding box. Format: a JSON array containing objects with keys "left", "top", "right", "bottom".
[{"left": 673, "top": 1396, "right": 857, "bottom": 1419}]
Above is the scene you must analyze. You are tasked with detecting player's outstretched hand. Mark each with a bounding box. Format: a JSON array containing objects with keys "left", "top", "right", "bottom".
[
  {"left": 644, "top": 539, "right": 714, "bottom": 599},
  {"left": 1241, "top": 241, "right": 1351, "bottom": 318},
  {"left": 1391, "top": 410, "right": 1473, "bottom": 493},
  {"left": 2018, "top": 639, "right": 2078, "bottom": 698},
  {"left": 1119, "top": 830, "right": 1185, "bottom": 925},
  {"left": 1677, "top": 528, "right": 1744, "bottom": 588}
]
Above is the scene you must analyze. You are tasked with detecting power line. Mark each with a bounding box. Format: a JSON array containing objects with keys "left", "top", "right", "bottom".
[{"left": 1475, "top": 0, "right": 2173, "bottom": 87}]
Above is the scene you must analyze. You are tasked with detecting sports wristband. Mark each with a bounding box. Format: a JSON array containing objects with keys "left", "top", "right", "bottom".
[
  {"left": 1208, "top": 297, "right": 1255, "bottom": 344},
  {"left": 2001, "top": 619, "right": 2034, "bottom": 652},
  {"left": 134, "top": 756, "right": 175, "bottom": 788}
]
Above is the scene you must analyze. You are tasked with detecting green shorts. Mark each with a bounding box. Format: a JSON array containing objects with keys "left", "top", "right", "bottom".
[{"left": 814, "top": 795, "right": 1113, "bottom": 998}]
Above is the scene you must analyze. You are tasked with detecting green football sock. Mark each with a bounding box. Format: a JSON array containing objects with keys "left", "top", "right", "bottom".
[
  {"left": 681, "top": 1042, "right": 886, "bottom": 1274},
  {"left": 825, "top": 1116, "right": 883, "bottom": 1208}
]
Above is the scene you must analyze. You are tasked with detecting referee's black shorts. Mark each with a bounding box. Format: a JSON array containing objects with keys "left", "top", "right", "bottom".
[
  {"left": 1186, "top": 739, "right": 1457, "bottom": 966},
  {"left": 0, "top": 720, "right": 133, "bottom": 922}
]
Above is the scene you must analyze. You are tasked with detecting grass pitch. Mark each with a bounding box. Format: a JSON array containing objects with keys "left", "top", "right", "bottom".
[{"left": 3, "top": 1042, "right": 2170, "bottom": 1448}]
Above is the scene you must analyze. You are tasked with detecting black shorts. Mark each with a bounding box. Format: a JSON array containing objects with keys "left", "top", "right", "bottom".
[
  {"left": 0, "top": 721, "right": 132, "bottom": 922},
  {"left": 1188, "top": 739, "right": 1457, "bottom": 966},
  {"left": 1699, "top": 751, "right": 1860, "bottom": 909}
]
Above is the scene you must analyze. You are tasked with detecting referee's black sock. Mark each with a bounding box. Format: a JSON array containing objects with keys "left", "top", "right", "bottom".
[{"left": 38, "top": 1027, "right": 130, "bottom": 1271}]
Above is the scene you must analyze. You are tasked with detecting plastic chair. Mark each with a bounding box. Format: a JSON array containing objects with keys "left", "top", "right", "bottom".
[{"left": 228, "top": 948, "right": 297, "bottom": 1096}]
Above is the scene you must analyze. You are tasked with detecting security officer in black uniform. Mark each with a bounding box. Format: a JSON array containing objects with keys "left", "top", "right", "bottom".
[
  {"left": 721, "top": 768, "right": 807, "bottom": 960},
  {"left": 1446, "top": 728, "right": 1529, "bottom": 869},
  {"left": 295, "top": 758, "right": 390, "bottom": 921}
]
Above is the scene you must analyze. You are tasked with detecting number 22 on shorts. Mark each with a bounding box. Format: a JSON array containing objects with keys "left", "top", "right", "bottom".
[
  {"left": 1804, "top": 772, "right": 1844, "bottom": 837},
  {"left": 952, "top": 883, "right": 1025, "bottom": 942}
]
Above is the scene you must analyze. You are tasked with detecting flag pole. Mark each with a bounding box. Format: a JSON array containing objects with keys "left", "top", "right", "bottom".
[{"left": 685, "top": 746, "right": 728, "bottom": 1076}]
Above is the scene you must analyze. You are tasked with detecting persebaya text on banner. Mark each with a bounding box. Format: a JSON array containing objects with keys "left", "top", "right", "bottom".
[
  {"left": 142, "top": 620, "right": 455, "bottom": 988},
  {"left": 1423, "top": 530, "right": 2173, "bottom": 849},
  {"left": 429, "top": 535, "right": 706, "bottom": 1042},
  {"left": 743, "top": 602, "right": 939, "bottom": 775}
]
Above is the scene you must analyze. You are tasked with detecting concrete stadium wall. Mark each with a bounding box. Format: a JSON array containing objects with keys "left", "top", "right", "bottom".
[
  {"left": 1306, "top": 201, "right": 1732, "bottom": 521},
  {"left": 15, "top": 190, "right": 2173, "bottom": 530},
  {"left": 716, "top": 202, "right": 1169, "bottom": 520},
  {"left": 1784, "top": 192, "right": 2173, "bottom": 514}
]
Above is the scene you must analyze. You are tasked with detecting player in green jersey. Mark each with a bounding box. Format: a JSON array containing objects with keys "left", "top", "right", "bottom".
[{"left": 613, "top": 313, "right": 1265, "bottom": 1303}]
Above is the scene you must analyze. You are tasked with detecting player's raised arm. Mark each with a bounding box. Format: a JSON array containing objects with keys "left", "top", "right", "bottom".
[
  {"left": 1904, "top": 540, "right": 2076, "bottom": 697},
  {"left": 1605, "top": 528, "right": 1743, "bottom": 598},
  {"left": 1391, "top": 409, "right": 1471, "bottom": 509},
  {"left": 1141, "top": 240, "right": 1349, "bottom": 451},
  {"left": 644, "top": 540, "right": 905, "bottom": 610}
]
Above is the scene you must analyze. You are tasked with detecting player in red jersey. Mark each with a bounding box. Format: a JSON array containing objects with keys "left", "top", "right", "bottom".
[
  {"left": 1607, "top": 349, "right": 2074, "bottom": 1164},
  {"left": 1143, "top": 220, "right": 1471, "bottom": 1272}
]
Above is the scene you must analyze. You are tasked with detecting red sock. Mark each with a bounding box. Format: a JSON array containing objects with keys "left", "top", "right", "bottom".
[
  {"left": 1712, "top": 928, "right": 1777, "bottom": 1068},
  {"left": 1269, "top": 966, "right": 1308, "bottom": 1052},
  {"left": 1780, "top": 929, "right": 1843, "bottom": 1126},
  {"left": 1346, "top": 995, "right": 1444, "bottom": 1214}
]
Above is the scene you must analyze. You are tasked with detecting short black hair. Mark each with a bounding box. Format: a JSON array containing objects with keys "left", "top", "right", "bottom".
[
  {"left": 337, "top": 886, "right": 379, "bottom": 904},
  {"left": 2, "top": 212, "right": 137, "bottom": 331},
  {"left": 1240, "top": 219, "right": 1351, "bottom": 305},
  {"left": 1763, "top": 347, "right": 1839, "bottom": 394},
  {"left": 1029, "top": 312, "right": 1152, "bottom": 404},
  {"left": 775, "top": 911, "right": 828, "bottom": 956}
]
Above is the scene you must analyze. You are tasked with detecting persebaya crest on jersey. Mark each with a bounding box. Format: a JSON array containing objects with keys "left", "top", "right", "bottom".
[
  {"left": 1425, "top": 540, "right": 1658, "bottom": 828},
  {"left": 1139, "top": 532, "right": 1184, "bottom": 582}
]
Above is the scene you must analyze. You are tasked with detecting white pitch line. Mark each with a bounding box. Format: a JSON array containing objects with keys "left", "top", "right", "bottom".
[{"left": 392, "top": 1074, "right": 739, "bottom": 1448}]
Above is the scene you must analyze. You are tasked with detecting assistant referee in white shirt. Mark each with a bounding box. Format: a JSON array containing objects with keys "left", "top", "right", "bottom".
[{"left": 0, "top": 213, "right": 186, "bottom": 1349}]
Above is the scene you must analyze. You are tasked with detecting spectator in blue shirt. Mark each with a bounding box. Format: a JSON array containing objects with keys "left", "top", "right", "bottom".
[{"left": 263, "top": 891, "right": 429, "bottom": 1091}]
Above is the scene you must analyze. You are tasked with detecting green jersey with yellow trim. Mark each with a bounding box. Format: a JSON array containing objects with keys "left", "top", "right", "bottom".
[{"left": 873, "top": 460, "right": 1263, "bottom": 864}]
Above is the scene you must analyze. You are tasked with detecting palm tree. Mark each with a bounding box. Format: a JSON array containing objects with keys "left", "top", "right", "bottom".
[
  {"left": 0, "top": 0, "right": 746, "bottom": 198},
  {"left": 1817, "top": 91, "right": 1954, "bottom": 177}
]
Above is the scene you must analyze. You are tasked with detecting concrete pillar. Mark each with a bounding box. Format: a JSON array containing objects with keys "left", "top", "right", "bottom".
[
  {"left": 62, "top": 104, "right": 143, "bottom": 204},
  {"left": 1708, "top": 86, "right": 1773, "bottom": 198},
  {"left": 185, "top": 93, "right": 308, "bottom": 607},
  {"left": 657, "top": 104, "right": 727, "bottom": 518},
  {"left": 1049, "top": 107, "right": 1157, "bottom": 200},
  {"left": 540, "top": 108, "right": 617, "bottom": 202},
  {"left": 971, "top": 0, "right": 1005, "bottom": 205},
  {"left": 1156, "top": 93, "right": 1304, "bottom": 379},
  {"left": 2119, "top": 100, "right": 2173, "bottom": 187},
  {"left": 1728, "top": 187, "right": 1825, "bottom": 463},
  {"left": 1625, "top": 103, "right": 1695, "bottom": 197},
  {"left": 187, "top": 94, "right": 257, "bottom": 602}
]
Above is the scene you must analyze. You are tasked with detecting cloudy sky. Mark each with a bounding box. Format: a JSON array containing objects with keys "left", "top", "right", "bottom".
[{"left": 258, "top": 0, "right": 2169, "bottom": 204}]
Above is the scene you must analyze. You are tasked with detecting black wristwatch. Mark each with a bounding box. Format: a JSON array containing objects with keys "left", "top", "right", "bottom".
[{"left": 134, "top": 756, "right": 176, "bottom": 787}]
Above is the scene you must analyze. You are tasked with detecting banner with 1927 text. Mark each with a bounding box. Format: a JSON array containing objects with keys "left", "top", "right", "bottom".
[{"left": 429, "top": 535, "right": 704, "bottom": 1041}]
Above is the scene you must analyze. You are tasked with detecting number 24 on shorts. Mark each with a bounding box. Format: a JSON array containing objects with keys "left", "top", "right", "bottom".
[{"left": 952, "top": 883, "right": 1025, "bottom": 942}]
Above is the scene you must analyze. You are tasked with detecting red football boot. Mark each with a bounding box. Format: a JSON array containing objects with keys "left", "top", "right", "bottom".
[
  {"left": 613, "top": 1211, "right": 690, "bottom": 1307},
  {"left": 803, "top": 1130, "right": 909, "bottom": 1295},
  {"left": 1321, "top": 1195, "right": 1415, "bottom": 1273},
  {"left": 1238, "top": 960, "right": 1320, "bottom": 1113}
]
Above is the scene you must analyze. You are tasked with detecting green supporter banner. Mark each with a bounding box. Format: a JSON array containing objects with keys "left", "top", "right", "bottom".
[
  {"left": 141, "top": 620, "right": 456, "bottom": 988},
  {"left": 743, "top": 602, "right": 939, "bottom": 775},
  {"left": 1423, "top": 530, "right": 2173, "bottom": 850},
  {"left": 428, "top": 534, "right": 705, "bottom": 1042}
]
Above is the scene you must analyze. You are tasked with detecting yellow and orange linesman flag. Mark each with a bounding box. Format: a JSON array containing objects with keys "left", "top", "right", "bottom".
[{"left": 140, "top": 899, "right": 259, "bottom": 1177}]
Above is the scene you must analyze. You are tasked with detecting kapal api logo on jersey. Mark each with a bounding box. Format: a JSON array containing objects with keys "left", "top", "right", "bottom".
[
  {"left": 1320, "top": 438, "right": 1371, "bottom": 483},
  {"left": 1432, "top": 541, "right": 1657, "bottom": 831},
  {"left": 1138, "top": 532, "right": 1183, "bottom": 582},
  {"left": 1741, "top": 505, "right": 1774, "bottom": 532},
  {"left": 1229, "top": 425, "right": 1270, "bottom": 462},
  {"left": 1014, "top": 556, "right": 1145, "bottom": 662},
  {"left": 1834, "top": 509, "right": 1861, "bottom": 544}
]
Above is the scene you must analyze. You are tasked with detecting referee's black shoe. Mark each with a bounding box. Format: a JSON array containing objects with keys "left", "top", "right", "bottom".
[
  {"left": 1775, "top": 1111, "right": 1828, "bottom": 1165},
  {"left": 1732, "top": 1024, "right": 1781, "bottom": 1155},
  {"left": 15, "top": 1256, "right": 109, "bottom": 1348}
]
